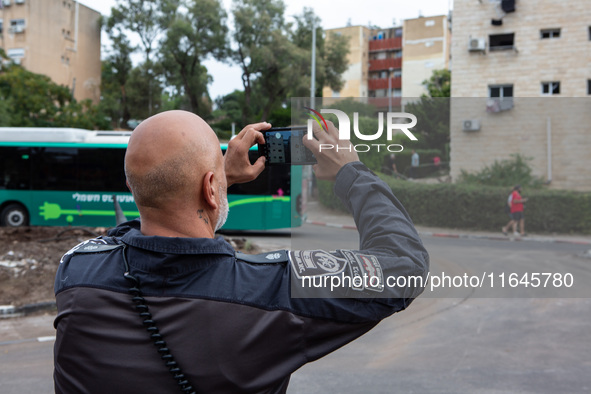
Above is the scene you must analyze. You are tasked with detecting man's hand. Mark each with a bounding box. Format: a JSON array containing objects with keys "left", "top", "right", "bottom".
[
  {"left": 303, "top": 120, "right": 359, "bottom": 180},
  {"left": 224, "top": 122, "right": 270, "bottom": 186}
]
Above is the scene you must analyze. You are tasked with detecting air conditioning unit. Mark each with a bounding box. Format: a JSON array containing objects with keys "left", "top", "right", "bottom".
[
  {"left": 10, "top": 26, "right": 25, "bottom": 34},
  {"left": 463, "top": 119, "right": 481, "bottom": 132},
  {"left": 487, "top": 98, "right": 513, "bottom": 113},
  {"left": 468, "top": 37, "right": 486, "bottom": 52}
]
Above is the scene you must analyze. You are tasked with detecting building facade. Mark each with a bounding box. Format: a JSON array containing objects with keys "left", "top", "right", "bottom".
[
  {"left": 323, "top": 15, "right": 450, "bottom": 110},
  {"left": 322, "top": 25, "right": 371, "bottom": 99},
  {"left": 402, "top": 15, "right": 451, "bottom": 98},
  {"left": 450, "top": 0, "right": 591, "bottom": 190},
  {"left": 0, "top": 0, "right": 101, "bottom": 103}
]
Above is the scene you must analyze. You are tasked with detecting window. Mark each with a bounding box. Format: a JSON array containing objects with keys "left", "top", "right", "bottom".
[
  {"left": 425, "top": 20, "right": 435, "bottom": 27},
  {"left": 541, "top": 82, "right": 560, "bottom": 95},
  {"left": 540, "top": 29, "right": 561, "bottom": 39},
  {"left": 394, "top": 28, "right": 403, "bottom": 37},
  {"left": 488, "top": 84, "right": 514, "bottom": 112},
  {"left": 0, "top": 147, "right": 31, "bottom": 190},
  {"left": 7, "top": 48, "right": 25, "bottom": 64},
  {"left": 393, "top": 50, "right": 402, "bottom": 58},
  {"left": 392, "top": 89, "right": 402, "bottom": 97},
  {"left": 588, "top": 26, "right": 591, "bottom": 40},
  {"left": 0, "top": 19, "right": 3, "bottom": 33},
  {"left": 393, "top": 69, "right": 402, "bottom": 78},
  {"left": 9, "top": 18, "right": 25, "bottom": 33},
  {"left": 31, "top": 148, "right": 78, "bottom": 190},
  {"left": 587, "top": 80, "right": 591, "bottom": 95},
  {"left": 489, "top": 84, "right": 514, "bottom": 98},
  {"left": 78, "top": 149, "right": 126, "bottom": 192},
  {"left": 489, "top": 33, "right": 515, "bottom": 50}
]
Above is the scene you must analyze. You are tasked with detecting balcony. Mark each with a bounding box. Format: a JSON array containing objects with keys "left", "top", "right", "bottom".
[
  {"left": 369, "top": 57, "right": 402, "bottom": 71},
  {"left": 369, "top": 37, "right": 402, "bottom": 52},
  {"left": 368, "top": 77, "right": 402, "bottom": 91},
  {"left": 368, "top": 97, "right": 402, "bottom": 109}
]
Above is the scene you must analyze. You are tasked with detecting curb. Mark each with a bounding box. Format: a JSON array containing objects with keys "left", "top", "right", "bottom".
[
  {"left": 305, "top": 219, "right": 591, "bottom": 246},
  {"left": 0, "top": 301, "right": 56, "bottom": 319},
  {"left": 305, "top": 220, "right": 357, "bottom": 231}
]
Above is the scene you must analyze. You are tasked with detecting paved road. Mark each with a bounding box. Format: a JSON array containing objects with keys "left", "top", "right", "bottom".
[{"left": 1, "top": 224, "right": 589, "bottom": 393}]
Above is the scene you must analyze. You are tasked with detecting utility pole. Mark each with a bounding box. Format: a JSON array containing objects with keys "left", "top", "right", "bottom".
[{"left": 310, "top": 21, "right": 316, "bottom": 110}]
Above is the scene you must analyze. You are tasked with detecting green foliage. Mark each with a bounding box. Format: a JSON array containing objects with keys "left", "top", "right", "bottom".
[
  {"left": 231, "top": 1, "right": 349, "bottom": 123},
  {"left": 403, "top": 97, "right": 450, "bottom": 156},
  {"left": 422, "top": 69, "right": 451, "bottom": 98},
  {"left": 458, "top": 154, "right": 545, "bottom": 188},
  {"left": 317, "top": 175, "right": 591, "bottom": 234},
  {"left": 159, "top": 0, "right": 228, "bottom": 117},
  {"left": 317, "top": 180, "right": 348, "bottom": 213},
  {"left": 289, "top": 8, "right": 350, "bottom": 96},
  {"left": 0, "top": 64, "right": 106, "bottom": 128},
  {"left": 126, "top": 63, "right": 164, "bottom": 120}
]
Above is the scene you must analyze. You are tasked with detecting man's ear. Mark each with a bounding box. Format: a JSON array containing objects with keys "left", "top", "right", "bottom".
[{"left": 202, "top": 171, "right": 219, "bottom": 210}]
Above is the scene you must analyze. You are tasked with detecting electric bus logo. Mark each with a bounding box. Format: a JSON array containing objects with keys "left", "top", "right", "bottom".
[{"left": 304, "top": 108, "right": 418, "bottom": 153}]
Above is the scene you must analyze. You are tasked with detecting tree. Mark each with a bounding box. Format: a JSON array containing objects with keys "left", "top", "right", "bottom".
[
  {"left": 290, "top": 8, "right": 350, "bottom": 97},
  {"left": 423, "top": 69, "right": 451, "bottom": 98},
  {"left": 100, "top": 25, "right": 135, "bottom": 128},
  {"left": 0, "top": 64, "right": 107, "bottom": 128},
  {"left": 108, "top": 0, "right": 170, "bottom": 115},
  {"left": 126, "top": 63, "right": 164, "bottom": 121},
  {"left": 231, "top": 0, "right": 286, "bottom": 123},
  {"left": 160, "top": 0, "right": 228, "bottom": 116},
  {"left": 399, "top": 69, "right": 452, "bottom": 157},
  {"left": 251, "top": 30, "right": 309, "bottom": 120}
]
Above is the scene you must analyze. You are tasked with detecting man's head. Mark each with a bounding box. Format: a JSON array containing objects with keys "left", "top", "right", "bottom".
[{"left": 125, "top": 110, "right": 228, "bottom": 236}]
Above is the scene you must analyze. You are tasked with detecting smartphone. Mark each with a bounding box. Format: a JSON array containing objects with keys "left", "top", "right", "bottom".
[{"left": 258, "top": 127, "right": 317, "bottom": 165}]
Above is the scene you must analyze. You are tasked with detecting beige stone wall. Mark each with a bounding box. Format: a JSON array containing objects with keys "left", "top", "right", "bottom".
[
  {"left": 0, "top": 0, "right": 101, "bottom": 103},
  {"left": 322, "top": 26, "right": 370, "bottom": 98},
  {"left": 402, "top": 15, "right": 450, "bottom": 98},
  {"left": 450, "top": 0, "right": 591, "bottom": 191}
]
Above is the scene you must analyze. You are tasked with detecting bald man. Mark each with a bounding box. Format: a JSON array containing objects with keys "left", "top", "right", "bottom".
[{"left": 54, "top": 110, "right": 429, "bottom": 393}]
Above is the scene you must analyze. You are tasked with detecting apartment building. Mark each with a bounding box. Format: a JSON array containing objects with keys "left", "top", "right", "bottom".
[
  {"left": 0, "top": 0, "right": 101, "bottom": 103},
  {"left": 322, "top": 25, "right": 371, "bottom": 98},
  {"left": 323, "top": 15, "right": 450, "bottom": 110},
  {"left": 450, "top": 0, "right": 591, "bottom": 190},
  {"left": 402, "top": 15, "right": 451, "bottom": 98}
]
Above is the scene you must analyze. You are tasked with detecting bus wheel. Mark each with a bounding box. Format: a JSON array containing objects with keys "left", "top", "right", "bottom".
[{"left": 1, "top": 204, "right": 29, "bottom": 227}]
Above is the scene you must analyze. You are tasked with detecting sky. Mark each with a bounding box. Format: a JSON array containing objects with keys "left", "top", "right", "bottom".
[{"left": 78, "top": 0, "right": 452, "bottom": 100}]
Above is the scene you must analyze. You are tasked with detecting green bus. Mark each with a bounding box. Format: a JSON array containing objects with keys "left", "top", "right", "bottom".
[{"left": 0, "top": 127, "right": 304, "bottom": 230}]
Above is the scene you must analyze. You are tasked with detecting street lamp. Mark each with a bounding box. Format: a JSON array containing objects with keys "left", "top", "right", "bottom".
[{"left": 388, "top": 67, "right": 394, "bottom": 112}]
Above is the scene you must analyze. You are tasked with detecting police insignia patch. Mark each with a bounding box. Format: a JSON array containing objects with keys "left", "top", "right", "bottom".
[{"left": 289, "top": 250, "right": 349, "bottom": 279}]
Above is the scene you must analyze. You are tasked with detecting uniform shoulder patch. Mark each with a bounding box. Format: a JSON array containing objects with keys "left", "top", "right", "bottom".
[
  {"left": 236, "top": 250, "right": 289, "bottom": 264},
  {"left": 73, "top": 242, "right": 123, "bottom": 254}
]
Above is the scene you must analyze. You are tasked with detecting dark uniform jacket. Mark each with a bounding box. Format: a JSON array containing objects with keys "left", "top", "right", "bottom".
[{"left": 54, "top": 162, "right": 429, "bottom": 393}]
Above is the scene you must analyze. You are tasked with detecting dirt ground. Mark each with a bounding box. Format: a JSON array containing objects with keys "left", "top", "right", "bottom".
[{"left": 0, "top": 226, "right": 258, "bottom": 307}]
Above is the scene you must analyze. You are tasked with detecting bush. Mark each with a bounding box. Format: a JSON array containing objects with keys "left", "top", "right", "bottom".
[
  {"left": 317, "top": 174, "right": 591, "bottom": 234},
  {"left": 458, "top": 154, "right": 544, "bottom": 188}
]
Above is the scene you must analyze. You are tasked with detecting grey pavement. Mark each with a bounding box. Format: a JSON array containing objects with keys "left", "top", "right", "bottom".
[{"left": 303, "top": 199, "right": 591, "bottom": 246}]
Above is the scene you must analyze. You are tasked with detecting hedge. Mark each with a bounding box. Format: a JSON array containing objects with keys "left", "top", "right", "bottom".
[{"left": 317, "top": 175, "right": 591, "bottom": 234}]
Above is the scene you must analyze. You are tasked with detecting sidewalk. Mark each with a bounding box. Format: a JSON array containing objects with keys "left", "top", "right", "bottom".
[{"left": 304, "top": 200, "right": 591, "bottom": 246}]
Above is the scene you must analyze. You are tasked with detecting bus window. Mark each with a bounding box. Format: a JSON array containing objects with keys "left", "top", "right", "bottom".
[
  {"left": 78, "top": 148, "right": 127, "bottom": 192},
  {"left": 31, "top": 147, "right": 78, "bottom": 190},
  {"left": 0, "top": 147, "right": 31, "bottom": 190}
]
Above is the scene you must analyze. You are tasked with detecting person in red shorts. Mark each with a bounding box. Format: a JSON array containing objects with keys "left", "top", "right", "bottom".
[{"left": 506, "top": 184, "right": 528, "bottom": 236}]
